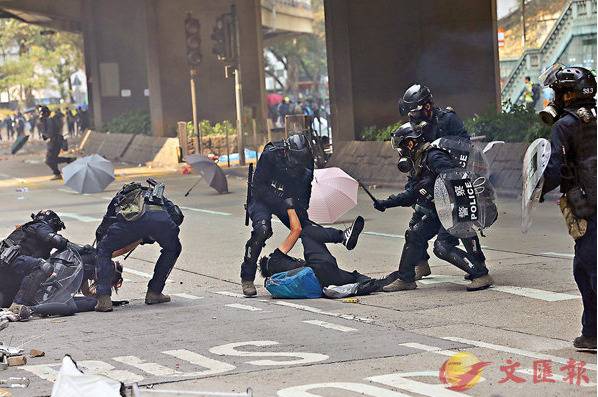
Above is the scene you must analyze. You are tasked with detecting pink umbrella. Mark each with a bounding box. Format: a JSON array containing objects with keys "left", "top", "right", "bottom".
[{"left": 308, "top": 167, "right": 358, "bottom": 224}]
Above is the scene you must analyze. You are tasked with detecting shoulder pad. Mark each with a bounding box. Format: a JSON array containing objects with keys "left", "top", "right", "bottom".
[
  {"left": 445, "top": 106, "right": 455, "bottom": 113},
  {"left": 576, "top": 107, "right": 596, "bottom": 123}
]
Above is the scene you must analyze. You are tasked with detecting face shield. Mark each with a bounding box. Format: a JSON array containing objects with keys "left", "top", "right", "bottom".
[{"left": 539, "top": 63, "right": 564, "bottom": 87}]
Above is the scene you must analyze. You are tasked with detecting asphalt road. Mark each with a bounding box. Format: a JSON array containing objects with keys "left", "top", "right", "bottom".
[{"left": 0, "top": 147, "right": 595, "bottom": 397}]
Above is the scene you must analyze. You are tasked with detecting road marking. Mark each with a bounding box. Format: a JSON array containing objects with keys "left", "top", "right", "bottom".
[
  {"left": 226, "top": 303, "right": 262, "bottom": 311},
  {"left": 112, "top": 355, "right": 179, "bottom": 376},
  {"left": 364, "top": 231, "right": 405, "bottom": 239},
  {"left": 543, "top": 252, "right": 575, "bottom": 259},
  {"left": 122, "top": 268, "right": 172, "bottom": 283},
  {"left": 302, "top": 320, "right": 357, "bottom": 332},
  {"left": 443, "top": 337, "right": 597, "bottom": 371},
  {"left": 275, "top": 300, "right": 374, "bottom": 324},
  {"left": 214, "top": 290, "right": 246, "bottom": 298},
  {"left": 492, "top": 285, "right": 579, "bottom": 301},
  {"left": 162, "top": 349, "right": 235, "bottom": 376},
  {"left": 172, "top": 293, "right": 203, "bottom": 300},
  {"left": 57, "top": 212, "right": 102, "bottom": 222},
  {"left": 399, "top": 342, "right": 455, "bottom": 357},
  {"left": 179, "top": 206, "right": 231, "bottom": 216},
  {"left": 419, "top": 275, "right": 579, "bottom": 301}
]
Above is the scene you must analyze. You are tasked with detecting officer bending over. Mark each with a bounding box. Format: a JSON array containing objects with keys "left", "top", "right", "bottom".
[
  {"left": 398, "top": 84, "right": 470, "bottom": 279},
  {"left": 373, "top": 123, "right": 493, "bottom": 292},
  {"left": 0, "top": 210, "right": 68, "bottom": 317},
  {"left": 241, "top": 134, "right": 364, "bottom": 296},
  {"left": 94, "top": 179, "right": 184, "bottom": 312},
  {"left": 539, "top": 65, "right": 596, "bottom": 350}
]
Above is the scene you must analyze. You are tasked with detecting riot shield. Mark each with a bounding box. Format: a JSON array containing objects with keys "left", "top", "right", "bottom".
[
  {"left": 33, "top": 248, "right": 84, "bottom": 306},
  {"left": 435, "top": 169, "right": 498, "bottom": 238},
  {"left": 521, "top": 138, "right": 551, "bottom": 233},
  {"left": 431, "top": 137, "right": 490, "bottom": 177}
]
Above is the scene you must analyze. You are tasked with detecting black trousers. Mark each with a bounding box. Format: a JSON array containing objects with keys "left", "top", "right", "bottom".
[
  {"left": 45, "top": 137, "right": 73, "bottom": 176},
  {"left": 574, "top": 216, "right": 597, "bottom": 337}
]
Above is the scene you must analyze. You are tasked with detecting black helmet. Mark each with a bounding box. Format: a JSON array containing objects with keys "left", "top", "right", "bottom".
[
  {"left": 399, "top": 84, "right": 433, "bottom": 116},
  {"left": 32, "top": 210, "right": 65, "bottom": 232},
  {"left": 540, "top": 64, "right": 596, "bottom": 100},
  {"left": 284, "top": 133, "right": 313, "bottom": 169},
  {"left": 39, "top": 106, "right": 51, "bottom": 117}
]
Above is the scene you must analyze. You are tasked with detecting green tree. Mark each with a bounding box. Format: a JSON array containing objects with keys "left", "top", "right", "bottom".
[{"left": 0, "top": 19, "right": 83, "bottom": 106}]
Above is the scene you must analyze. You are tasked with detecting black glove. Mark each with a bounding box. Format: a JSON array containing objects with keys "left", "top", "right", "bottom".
[
  {"left": 283, "top": 197, "right": 296, "bottom": 210},
  {"left": 373, "top": 200, "right": 387, "bottom": 212}
]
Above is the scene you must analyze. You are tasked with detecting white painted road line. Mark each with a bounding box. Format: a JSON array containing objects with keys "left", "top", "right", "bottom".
[
  {"left": 172, "top": 293, "right": 204, "bottom": 300},
  {"left": 419, "top": 274, "right": 579, "bottom": 301},
  {"left": 275, "top": 300, "right": 374, "bottom": 324},
  {"left": 364, "top": 231, "right": 405, "bottom": 239},
  {"left": 399, "top": 342, "right": 455, "bottom": 357},
  {"left": 543, "top": 252, "right": 575, "bottom": 259},
  {"left": 214, "top": 291, "right": 246, "bottom": 298},
  {"left": 57, "top": 212, "right": 102, "bottom": 223},
  {"left": 492, "top": 285, "right": 579, "bottom": 301},
  {"left": 112, "top": 355, "right": 180, "bottom": 376},
  {"left": 303, "top": 320, "right": 357, "bottom": 332},
  {"left": 443, "top": 337, "right": 597, "bottom": 371},
  {"left": 123, "top": 268, "right": 173, "bottom": 283},
  {"left": 226, "top": 303, "right": 262, "bottom": 311},
  {"left": 179, "top": 206, "right": 231, "bottom": 216}
]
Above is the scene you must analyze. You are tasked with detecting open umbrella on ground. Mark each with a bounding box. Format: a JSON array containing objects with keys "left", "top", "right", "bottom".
[
  {"left": 11, "top": 135, "right": 29, "bottom": 154},
  {"left": 308, "top": 167, "right": 358, "bottom": 224},
  {"left": 62, "top": 154, "right": 115, "bottom": 194},
  {"left": 185, "top": 154, "right": 228, "bottom": 195}
]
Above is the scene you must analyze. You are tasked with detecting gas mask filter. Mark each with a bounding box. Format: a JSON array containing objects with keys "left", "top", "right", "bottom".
[{"left": 539, "top": 102, "right": 560, "bottom": 125}]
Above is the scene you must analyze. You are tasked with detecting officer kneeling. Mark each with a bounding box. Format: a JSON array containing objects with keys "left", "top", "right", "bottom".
[
  {"left": 0, "top": 210, "right": 69, "bottom": 318},
  {"left": 539, "top": 64, "right": 597, "bottom": 350},
  {"left": 94, "top": 179, "right": 184, "bottom": 312}
]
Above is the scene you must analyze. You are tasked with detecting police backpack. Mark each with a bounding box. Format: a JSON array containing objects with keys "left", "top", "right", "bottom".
[{"left": 114, "top": 183, "right": 148, "bottom": 222}]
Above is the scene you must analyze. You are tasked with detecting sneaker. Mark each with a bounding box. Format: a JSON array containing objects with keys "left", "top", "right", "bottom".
[
  {"left": 95, "top": 295, "right": 113, "bottom": 312},
  {"left": 466, "top": 274, "right": 494, "bottom": 291},
  {"left": 50, "top": 174, "right": 62, "bottom": 180},
  {"left": 342, "top": 216, "right": 365, "bottom": 250},
  {"left": 145, "top": 290, "right": 171, "bottom": 304},
  {"left": 414, "top": 261, "right": 431, "bottom": 280},
  {"left": 242, "top": 280, "right": 257, "bottom": 297},
  {"left": 382, "top": 278, "right": 417, "bottom": 292},
  {"left": 8, "top": 303, "right": 31, "bottom": 320},
  {"left": 573, "top": 335, "right": 597, "bottom": 350}
]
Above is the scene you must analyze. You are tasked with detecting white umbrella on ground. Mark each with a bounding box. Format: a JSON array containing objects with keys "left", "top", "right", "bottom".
[
  {"left": 308, "top": 167, "right": 358, "bottom": 224},
  {"left": 62, "top": 154, "right": 115, "bottom": 194}
]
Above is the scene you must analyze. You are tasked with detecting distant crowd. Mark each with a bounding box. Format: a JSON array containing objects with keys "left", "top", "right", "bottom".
[
  {"left": 266, "top": 93, "right": 329, "bottom": 131},
  {"left": 0, "top": 105, "right": 90, "bottom": 141}
]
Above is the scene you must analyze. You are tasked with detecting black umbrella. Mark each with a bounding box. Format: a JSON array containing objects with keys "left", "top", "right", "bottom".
[
  {"left": 11, "top": 135, "right": 29, "bottom": 154},
  {"left": 185, "top": 154, "right": 229, "bottom": 194}
]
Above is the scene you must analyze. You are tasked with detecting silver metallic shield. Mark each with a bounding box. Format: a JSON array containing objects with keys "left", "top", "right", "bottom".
[
  {"left": 435, "top": 169, "right": 498, "bottom": 238},
  {"left": 521, "top": 138, "right": 551, "bottom": 233},
  {"left": 431, "top": 137, "right": 490, "bottom": 177}
]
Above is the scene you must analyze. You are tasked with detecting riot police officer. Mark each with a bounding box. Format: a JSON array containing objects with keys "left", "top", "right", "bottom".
[
  {"left": 39, "top": 106, "right": 74, "bottom": 180},
  {"left": 241, "top": 133, "right": 364, "bottom": 296},
  {"left": 373, "top": 123, "right": 493, "bottom": 292},
  {"left": 0, "top": 210, "right": 68, "bottom": 317},
  {"left": 539, "top": 65, "right": 596, "bottom": 350},
  {"left": 398, "top": 84, "right": 471, "bottom": 279},
  {"left": 94, "top": 179, "right": 184, "bottom": 312}
]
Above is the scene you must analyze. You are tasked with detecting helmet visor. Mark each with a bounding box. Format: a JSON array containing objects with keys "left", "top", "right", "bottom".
[
  {"left": 539, "top": 63, "right": 564, "bottom": 87},
  {"left": 391, "top": 134, "right": 405, "bottom": 151}
]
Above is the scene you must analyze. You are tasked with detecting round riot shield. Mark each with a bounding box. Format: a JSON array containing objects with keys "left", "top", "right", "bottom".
[
  {"left": 431, "top": 137, "right": 490, "bottom": 177},
  {"left": 33, "top": 248, "right": 84, "bottom": 306},
  {"left": 521, "top": 138, "right": 551, "bottom": 233},
  {"left": 435, "top": 169, "right": 498, "bottom": 238}
]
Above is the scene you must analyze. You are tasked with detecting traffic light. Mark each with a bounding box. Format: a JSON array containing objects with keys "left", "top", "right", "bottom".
[
  {"left": 184, "top": 13, "right": 201, "bottom": 67},
  {"left": 211, "top": 12, "right": 235, "bottom": 63}
]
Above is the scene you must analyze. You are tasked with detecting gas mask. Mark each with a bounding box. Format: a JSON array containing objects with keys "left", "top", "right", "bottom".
[
  {"left": 539, "top": 102, "right": 561, "bottom": 125},
  {"left": 397, "top": 157, "right": 413, "bottom": 173}
]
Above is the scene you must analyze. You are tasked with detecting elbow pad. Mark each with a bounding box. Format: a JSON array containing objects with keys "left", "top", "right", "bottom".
[{"left": 48, "top": 233, "right": 68, "bottom": 250}]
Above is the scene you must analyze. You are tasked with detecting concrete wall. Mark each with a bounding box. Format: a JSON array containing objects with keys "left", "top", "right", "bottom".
[{"left": 324, "top": 0, "right": 500, "bottom": 141}]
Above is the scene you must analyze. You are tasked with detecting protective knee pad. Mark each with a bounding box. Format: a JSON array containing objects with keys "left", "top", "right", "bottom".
[
  {"left": 251, "top": 220, "right": 273, "bottom": 246},
  {"left": 433, "top": 239, "right": 450, "bottom": 261},
  {"left": 404, "top": 228, "right": 425, "bottom": 247}
]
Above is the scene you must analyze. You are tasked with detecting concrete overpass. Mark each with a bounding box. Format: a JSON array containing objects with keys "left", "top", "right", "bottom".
[{"left": 0, "top": 0, "right": 500, "bottom": 143}]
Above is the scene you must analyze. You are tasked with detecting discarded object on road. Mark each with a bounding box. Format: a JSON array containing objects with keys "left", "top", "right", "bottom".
[
  {"left": 265, "top": 267, "right": 323, "bottom": 299},
  {"left": 185, "top": 154, "right": 229, "bottom": 194},
  {"left": 0, "top": 344, "right": 24, "bottom": 370},
  {"left": 0, "top": 377, "right": 29, "bottom": 388},
  {"left": 521, "top": 138, "right": 551, "bottom": 233},
  {"left": 51, "top": 355, "right": 123, "bottom": 397},
  {"left": 29, "top": 349, "right": 44, "bottom": 358},
  {"left": 62, "top": 154, "right": 115, "bottom": 194},
  {"left": 6, "top": 356, "right": 26, "bottom": 367},
  {"left": 10, "top": 135, "right": 29, "bottom": 155},
  {"left": 308, "top": 167, "right": 358, "bottom": 224}
]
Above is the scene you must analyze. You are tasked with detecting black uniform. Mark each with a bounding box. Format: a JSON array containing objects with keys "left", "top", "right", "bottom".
[
  {"left": 0, "top": 220, "right": 67, "bottom": 307},
  {"left": 40, "top": 113, "right": 73, "bottom": 176},
  {"left": 378, "top": 146, "right": 489, "bottom": 283},
  {"left": 542, "top": 103, "right": 597, "bottom": 340}
]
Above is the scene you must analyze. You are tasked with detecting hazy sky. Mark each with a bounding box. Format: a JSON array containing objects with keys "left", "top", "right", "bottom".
[{"left": 497, "top": 0, "right": 519, "bottom": 19}]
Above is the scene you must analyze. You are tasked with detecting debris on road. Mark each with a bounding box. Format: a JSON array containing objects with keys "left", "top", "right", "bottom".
[
  {"left": 0, "top": 376, "right": 30, "bottom": 388},
  {"left": 6, "top": 356, "right": 26, "bottom": 367},
  {"left": 29, "top": 349, "right": 44, "bottom": 358},
  {"left": 51, "top": 355, "right": 122, "bottom": 397}
]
